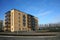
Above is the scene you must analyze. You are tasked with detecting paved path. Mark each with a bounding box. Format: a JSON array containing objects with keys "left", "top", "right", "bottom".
[{"left": 0, "top": 32, "right": 58, "bottom": 36}]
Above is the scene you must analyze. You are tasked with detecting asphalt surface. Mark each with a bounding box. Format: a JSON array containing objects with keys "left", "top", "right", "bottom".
[
  {"left": 0, "top": 36, "right": 60, "bottom": 40},
  {"left": 0, "top": 32, "right": 60, "bottom": 40}
]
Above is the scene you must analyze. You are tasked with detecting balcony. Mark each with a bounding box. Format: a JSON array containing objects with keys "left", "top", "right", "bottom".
[
  {"left": 5, "top": 11, "right": 10, "bottom": 14},
  {"left": 5, "top": 15, "right": 10, "bottom": 19},
  {"left": 5, "top": 21, "right": 10, "bottom": 24},
  {"left": 5, "top": 13, "right": 10, "bottom": 18},
  {"left": 5, "top": 18, "right": 10, "bottom": 21},
  {"left": 5, "top": 24, "right": 11, "bottom": 28},
  {"left": 28, "top": 24, "right": 31, "bottom": 28}
]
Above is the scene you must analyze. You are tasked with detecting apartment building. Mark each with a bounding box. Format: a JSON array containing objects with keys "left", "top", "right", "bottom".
[{"left": 4, "top": 9, "right": 38, "bottom": 32}]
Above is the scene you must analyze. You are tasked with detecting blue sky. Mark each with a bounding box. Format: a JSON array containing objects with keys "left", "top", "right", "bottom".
[{"left": 0, "top": 0, "right": 60, "bottom": 24}]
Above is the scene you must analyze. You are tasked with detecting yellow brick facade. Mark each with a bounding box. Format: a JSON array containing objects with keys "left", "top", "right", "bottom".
[{"left": 5, "top": 9, "right": 38, "bottom": 32}]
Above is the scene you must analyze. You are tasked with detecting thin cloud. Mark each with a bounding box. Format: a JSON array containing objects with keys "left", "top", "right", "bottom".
[{"left": 37, "top": 11, "right": 52, "bottom": 16}]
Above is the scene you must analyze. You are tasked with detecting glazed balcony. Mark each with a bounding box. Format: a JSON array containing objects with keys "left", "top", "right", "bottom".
[
  {"left": 5, "top": 12, "right": 10, "bottom": 18},
  {"left": 5, "top": 24, "right": 11, "bottom": 28}
]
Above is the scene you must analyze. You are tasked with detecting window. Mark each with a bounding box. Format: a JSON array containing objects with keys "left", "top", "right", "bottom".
[
  {"left": 19, "top": 24, "right": 20, "bottom": 26},
  {"left": 18, "top": 13, "right": 20, "bottom": 15},
  {"left": 19, "top": 20, "right": 20, "bottom": 23},
  {"left": 18, "top": 13, "right": 20, "bottom": 26},
  {"left": 23, "top": 15, "right": 26, "bottom": 26},
  {"left": 19, "top": 28, "right": 21, "bottom": 30},
  {"left": 23, "top": 28, "right": 26, "bottom": 30},
  {"left": 28, "top": 16, "right": 31, "bottom": 19},
  {"left": 18, "top": 17, "right": 20, "bottom": 19},
  {"left": 23, "top": 15, "right": 26, "bottom": 20},
  {"left": 12, "top": 28, "right": 13, "bottom": 30},
  {"left": 18, "top": 13, "right": 20, "bottom": 19}
]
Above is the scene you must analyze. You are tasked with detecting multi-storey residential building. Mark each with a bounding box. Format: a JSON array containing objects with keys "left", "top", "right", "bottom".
[{"left": 4, "top": 9, "right": 38, "bottom": 32}]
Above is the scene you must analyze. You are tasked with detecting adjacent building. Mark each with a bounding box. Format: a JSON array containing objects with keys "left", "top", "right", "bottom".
[
  {"left": 0, "top": 20, "right": 3, "bottom": 31},
  {"left": 4, "top": 9, "right": 38, "bottom": 32}
]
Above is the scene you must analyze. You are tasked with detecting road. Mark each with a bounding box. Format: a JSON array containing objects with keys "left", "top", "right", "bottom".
[
  {"left": 0, "top": 35, "right": 60, "bottom": 40},
  {"left": 0, "top": 32, "right": 60, "bottom": 40}
]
